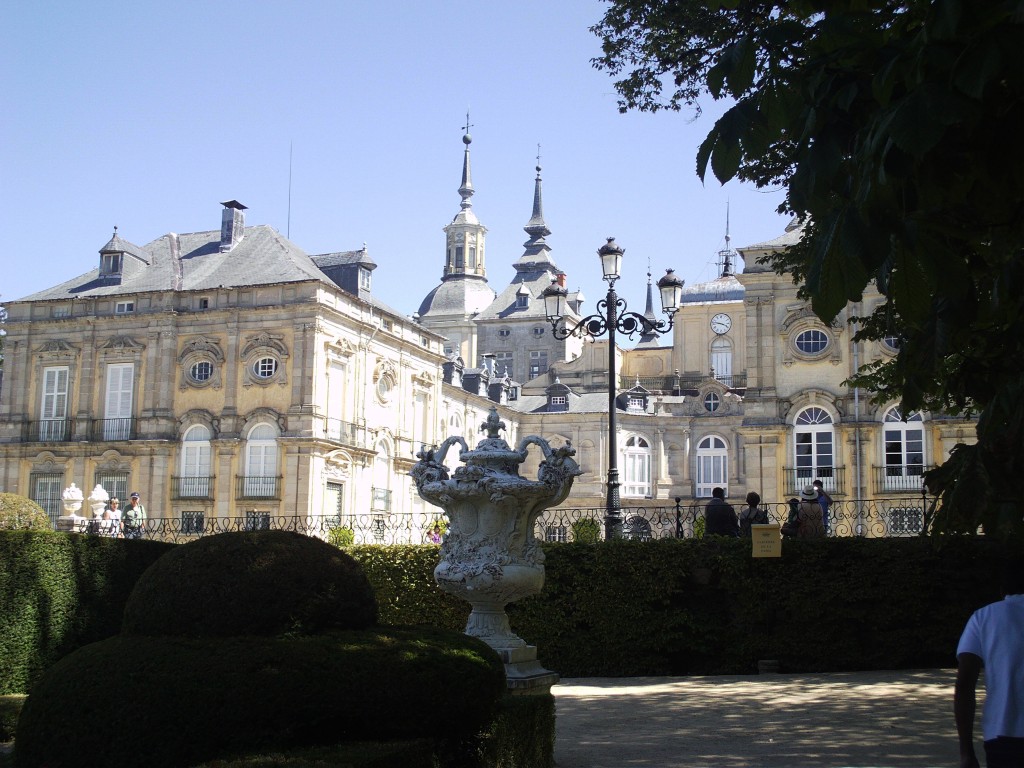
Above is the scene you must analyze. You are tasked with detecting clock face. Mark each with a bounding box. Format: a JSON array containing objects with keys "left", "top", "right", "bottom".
[{"left": 710, "top": 313, "right": 732, "bottom": 334}]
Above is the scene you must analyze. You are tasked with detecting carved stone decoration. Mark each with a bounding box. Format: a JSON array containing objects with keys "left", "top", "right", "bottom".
[
  {"left": 240, "top": 332, "right": 289, "bottom": 387},
  {"left": 410, "top": 407, "right": 580, "bottom": 692},
  {"left": 178, "top": 337, "right": 225, "bottom": 390},
  {"left": 34, "top": 339, "right": 79, "bottom": 361},
  {"left": 98, "top": 335, "right": 145, "bottom": 360}
]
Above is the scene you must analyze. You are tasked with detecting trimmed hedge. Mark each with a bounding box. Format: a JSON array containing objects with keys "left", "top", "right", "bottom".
[
  {"left": 1, "top": 533, "right": 1014, "bottom": 695},
  {"left": 0, "top": 496, "right": 50, "bottom": 532},
  {"left": 14, "top": 628, "right": 505, "bottom": 768},
  {"left": 0, "top": 532, "right": 173, "bottom": 694},
  {"left": 123, "top": 531, "right": 378, "bottom": 638},
  {"left": 351, "top": 537, "right": 1010, "bottom": 676}
]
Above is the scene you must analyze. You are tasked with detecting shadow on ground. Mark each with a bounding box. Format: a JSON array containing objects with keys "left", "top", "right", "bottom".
[{"left": 554, "top": 669, "right": 970, "bottom": 768}]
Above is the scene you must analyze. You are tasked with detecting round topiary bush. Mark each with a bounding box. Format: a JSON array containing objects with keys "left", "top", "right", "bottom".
[
  {"left": 14, "top": 627, "right": 506, "bottom": 768},
  {"left": 122, "top": 530, "right": 378, "bottom": 637},
  {"left": 0, "top": 493, "right": 51, "bottom": 531}
]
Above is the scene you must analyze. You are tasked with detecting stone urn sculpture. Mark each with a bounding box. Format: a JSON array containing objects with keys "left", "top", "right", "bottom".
[
  {"left": 56, "top": 483, "right": 86, "bottom": 533},
  {"left": 411, "top": 407, "right": 580, "bottom": 692}
]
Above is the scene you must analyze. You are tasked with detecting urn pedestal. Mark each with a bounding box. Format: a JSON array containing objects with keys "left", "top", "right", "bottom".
[{"left": 411, "top": 408, "right": 580, "bottom": 693}]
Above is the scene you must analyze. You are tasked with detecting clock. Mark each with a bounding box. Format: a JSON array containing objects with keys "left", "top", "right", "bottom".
[{"left": 710, "top": 313, "right": 732, "bottom": 335}]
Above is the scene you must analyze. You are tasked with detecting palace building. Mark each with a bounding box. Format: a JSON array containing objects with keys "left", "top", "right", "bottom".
[{"left": 0, "top": 134, "right": 975, "bottom": 540}]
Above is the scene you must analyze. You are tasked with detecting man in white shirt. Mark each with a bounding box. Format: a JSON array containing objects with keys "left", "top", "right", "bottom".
[{"left": 955, "top": 554, "right": 1024, "bottom": 767}]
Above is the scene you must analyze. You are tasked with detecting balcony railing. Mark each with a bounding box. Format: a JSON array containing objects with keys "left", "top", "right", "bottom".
[
  {"left": 235, "top": 476, "right": 282, "bottom": 500},
  {"left": 93, "top": 417, "right": 136, "bottom": 441},
  {"left": 782, "top": 466, "right": 847, "bottom": 496},
  {"left": 171, "top": 476, "right": 215, "bottom": 500},
  {"left": 872, "top": 465, "right": 931, "bottom": 493},
  {"left": 323, "top": 418, "right": 368, "bottom": 447},
  {"left": 619, "top": 373, "right": 747, "bottom": 392},
  {"left": 30, "top": 418, "right": 75, "bottom": 442}
]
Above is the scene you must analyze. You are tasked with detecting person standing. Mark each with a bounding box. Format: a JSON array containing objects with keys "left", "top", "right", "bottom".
[
  {"left": 955, "top": 555, "right": 1024, "bottom": 768},
  {"left": 738, "top": 491, "right": 768, "bottom": 538},
  {"left": 704, "top": 487, "right": 739, "bottom": 537},
  {"left": 796, "top": 485, "right": 826, "bottom": 539},
  {"left": 103, "top": 496, "right": 122, "bottom": 537},
  {"left": 122, "top": 492, "right": 146, "bottom": 539},
  {"left": 812, "top": 478, "right": 833, "bottom": 531}
]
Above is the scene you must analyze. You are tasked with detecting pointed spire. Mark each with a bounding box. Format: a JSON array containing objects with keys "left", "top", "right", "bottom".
[
  {"left": 636, "top": 262, "right": 662, "bottom": 348},
  {"left": 516, "top": 145, "right": 556, "bottom": 271},
  {"left": 718, "top": 200, "right": 735, "bottom": 277},
  {"left": 525, "top": 144, "right": 550, "bottom": 236},
  {"left": 458, "top": 112, "right": 474, "bottom": 211}
]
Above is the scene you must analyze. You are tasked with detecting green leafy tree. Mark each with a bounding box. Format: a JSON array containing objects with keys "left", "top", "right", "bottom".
[{"left": 593, "top": 0, "right": 1024, "bottom": 537}]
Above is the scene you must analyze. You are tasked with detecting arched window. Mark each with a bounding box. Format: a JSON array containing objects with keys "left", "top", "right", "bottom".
[
  {"left": 180, "top": 425, "right": 211, "bottom": 497},
  {"left": 711, "top": 338, "right": 732, "bottom": 385},
  {"left": 883, "top": 407, "right": 925, "bottom": 490},
  {"left": 794, "top": 406, "right": 835, "bottom": 490},
  {"left": 244, "top": 423, "right": 279, "bottom": 498},
  {"left": 622, "top": 435, "right": 651, "bottom": 498},
  {"left": 696, "top": 435, "right": 728, "bottom": 498}
]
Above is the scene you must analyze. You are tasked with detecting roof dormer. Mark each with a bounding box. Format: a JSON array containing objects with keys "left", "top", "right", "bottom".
[{"left": 98, "top": 227, "right": 149, "bottom": 281}]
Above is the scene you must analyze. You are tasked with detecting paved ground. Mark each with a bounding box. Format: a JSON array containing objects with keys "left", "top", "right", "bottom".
[{"left": 553, "top": 669, "right": 971, "bottom": 768}]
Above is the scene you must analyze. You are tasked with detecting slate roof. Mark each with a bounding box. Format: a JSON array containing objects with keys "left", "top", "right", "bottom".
[
  {"left": 15, "top": 226, "right": 373, "bottom": 305},
  {"left": 417, "top": 277, "right": 496, "bottom": 317},
  {"left": 738, "top": 217, "right": 805, "bottom": 273},
  {"left": 311, "top": 249, "right": 377, "bottom": 270},
  {"left": 678, "top": 274, "right": 745, "bottom": 304}
]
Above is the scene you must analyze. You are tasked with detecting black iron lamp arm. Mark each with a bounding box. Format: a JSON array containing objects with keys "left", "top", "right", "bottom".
[{"left": 549, "top": 296, "right": 675, "bottom": 341}]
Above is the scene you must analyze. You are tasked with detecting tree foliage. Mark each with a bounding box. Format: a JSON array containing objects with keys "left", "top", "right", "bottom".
[{"left": 593, "top": 0, "right": 1024, "bottom": 537}]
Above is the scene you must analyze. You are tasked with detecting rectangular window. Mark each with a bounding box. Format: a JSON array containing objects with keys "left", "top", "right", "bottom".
[
  {"left": 455, "top": 246, "right": 464, "bottom": 270},
  {"left": 40, "top": 366, "right": 69, "bottom": 441},
  {"left": 529, "top": 351, "right": 548, "bottom": 380},
  {"left": 550, "top": 395, "right": 567, "bottom": 405},
  {"left": 181, "top": 511, "right": 205, "bottom": 534},
  {"left": 198, "top": 297, "right": 210, "bottom": 310},
  {"left": 114, "top": 301, "right": 135, "bottom": 314},
  {"left": 545, "top": 525, "right": 568, "bottom": 543},
  {"left": 30, "top": 472, "right": 64, "bottom": 525},
  {"left": 245, "top": 511, "right": 271, "bottom": 531},
  {"left": 628, "top": 397, "right": 645, "bottom": 411},
  {"left": 359, "top": 267, "right": 372, "bottom": 291},
  {"left": 324, "top": 482, "right": 344, "bottom": 527},
  {"left": 95, "top": 471, "right": 129, "bottom": 504},
  {"left": 495, "top": 352, "right": 513, "bottom": 378},
  {"left": 104, "top": 363, "right": 134, "bottom": 440}
]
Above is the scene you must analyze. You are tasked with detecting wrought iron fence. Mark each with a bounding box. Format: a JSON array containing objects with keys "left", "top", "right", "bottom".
[
  {"left": 538, "top": 497, "right": 931, "bottom": 540},
  {"left": 66, "top": 512, "right": 448, "bottom": 545},
  {"left": 64, "top": 498, "right": 931, "bottom": 544}
]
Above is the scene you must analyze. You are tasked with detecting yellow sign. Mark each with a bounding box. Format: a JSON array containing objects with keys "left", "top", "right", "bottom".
[{"left": 751, "top": 524, "right": 782, "bottom": 558}]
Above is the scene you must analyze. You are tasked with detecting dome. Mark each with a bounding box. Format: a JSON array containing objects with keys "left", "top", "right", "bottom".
[{"left": 418, "top": 277, "right": 496, "bottom": 318}]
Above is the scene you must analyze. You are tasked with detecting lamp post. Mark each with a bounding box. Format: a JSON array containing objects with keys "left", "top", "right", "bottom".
[{"left": 543, "top": 237, "right": 684, "bottom": 539}]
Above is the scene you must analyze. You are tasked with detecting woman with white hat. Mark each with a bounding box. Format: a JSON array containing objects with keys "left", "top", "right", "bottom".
[{"left": 796, "top": 485, "right": 826, "bottom": 539}]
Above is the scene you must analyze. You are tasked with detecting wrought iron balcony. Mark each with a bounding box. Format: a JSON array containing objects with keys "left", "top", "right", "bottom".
[
  {"left": 235, "top": 475, "right": 282, "bottom": 500},
  {"left": 872, "top": 465, "right": 931, "bottom": 493},
  {"left": 783, "top": 466, "right": 847, "bottom": 496},
  {"left": 323, "top": 418, "right": 368, "bottom": 447},
  {"left": 619, "top": 373, "right": 747, "bottom": 392},
  {"left": 171, "top": 476, "right": 215, "bottom": 500},
  {"left": 28, "top": 418, "right": 76, "bottom": 442},
  {"left": 91, "top": 417, "right": 136, "bottom": 441}
]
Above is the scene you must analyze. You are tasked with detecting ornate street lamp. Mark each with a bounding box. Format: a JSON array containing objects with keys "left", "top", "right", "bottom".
[{"left": 543, "top": 237, "right": 684, "bottom": 538}]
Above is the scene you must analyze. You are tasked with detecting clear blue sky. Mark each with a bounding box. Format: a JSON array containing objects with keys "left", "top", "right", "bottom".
[{"left": 1, "top": 0, "right": 789, "bottom": 322}]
